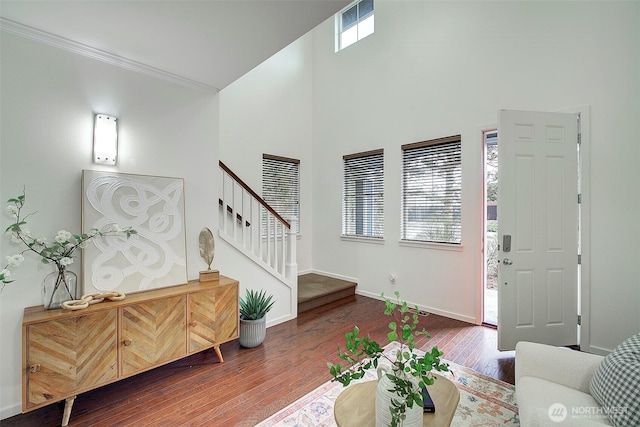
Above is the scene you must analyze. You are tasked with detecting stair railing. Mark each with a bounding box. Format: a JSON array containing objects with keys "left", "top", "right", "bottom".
[{"left": 218, "top": 161, "right": 297, "bottom": 286}]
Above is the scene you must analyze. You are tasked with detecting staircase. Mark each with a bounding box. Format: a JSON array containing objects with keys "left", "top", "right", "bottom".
[
  {"left": 219, "top": 161, "right": 297, "bottom": 287},
  {"left": 219, "top": 160, "right": 357, "bottom": 316},
  {"left": 298, "top": 273, "right": 357, "bottom": 313}
]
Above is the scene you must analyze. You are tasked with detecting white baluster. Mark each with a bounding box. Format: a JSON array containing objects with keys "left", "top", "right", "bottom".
[
  {"left": 273, "top": 217, "right": 278, "bottom": 270},
  {"left": 249, "top": 197, "right": 254, "bottom": 255},
  {"left": 240, "top": 188, "right": 245, "bottom": 247},
  {"left": 220, "top": 171, "right": 226, "bottom": 232},
  {"left": 266, "top": 212, "right": 272, "bottom": 265},
  {"left": 258, "top": 205, "right": 266, "bottom": 259}
]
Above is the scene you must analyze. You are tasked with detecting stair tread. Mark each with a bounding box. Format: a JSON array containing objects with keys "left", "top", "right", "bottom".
[
  {"left": 298, "top": 282, "right": 356, "bottom": 302},
  {"left": 297, "top": 273, "right": 357, "bottom": 313}
]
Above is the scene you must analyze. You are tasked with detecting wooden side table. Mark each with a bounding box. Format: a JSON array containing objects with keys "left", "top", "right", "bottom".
[{"left": 334, "top": 374, "right": 460, "bottom": 427}]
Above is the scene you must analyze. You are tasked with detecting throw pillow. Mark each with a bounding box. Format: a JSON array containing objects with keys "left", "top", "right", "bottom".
[{"left": 590, "top": 333, "right": 640, "bottom": 427}]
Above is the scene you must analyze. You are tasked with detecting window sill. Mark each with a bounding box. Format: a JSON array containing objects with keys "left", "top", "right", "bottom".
[
  {"left": 341, "top": 235, "right": 385, "bottom": 245},
  {"left": 399, "top": 240, "right": 463, "bottom": 252}
]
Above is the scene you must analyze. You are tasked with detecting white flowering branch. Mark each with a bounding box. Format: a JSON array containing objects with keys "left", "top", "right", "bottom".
[{"left": 1, "top": 191, "right": 136, "bottom": 292}]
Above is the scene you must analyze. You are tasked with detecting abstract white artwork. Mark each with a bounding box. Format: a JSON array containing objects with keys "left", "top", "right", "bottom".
[{"left": 82, "top": 170, "right": 188, "bottom": 294}]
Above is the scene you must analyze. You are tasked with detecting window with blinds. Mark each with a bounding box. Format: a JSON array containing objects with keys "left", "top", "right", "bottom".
[
  {"left": 262, "top": 154, "right": 300, "bottom": 234},
  {"left": 342, "top": 149, "right": 384, "bottom": 238},
  {"left": 401, "top": 136, "right": 462, "bottom": 244}
]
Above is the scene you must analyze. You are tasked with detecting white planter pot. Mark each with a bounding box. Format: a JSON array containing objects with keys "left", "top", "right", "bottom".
[
  {"left": 375, "top": 365, "right": 423, "bottom": 427},
  {"left": 239, "top": 317, "right": 266, "bottom": 348}
]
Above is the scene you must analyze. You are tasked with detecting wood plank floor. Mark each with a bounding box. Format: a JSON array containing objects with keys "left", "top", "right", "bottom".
[{"left": 3, "top": 295, "right": 514, "bottom": 427}]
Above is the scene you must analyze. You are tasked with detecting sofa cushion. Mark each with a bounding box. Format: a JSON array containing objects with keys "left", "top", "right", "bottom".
[
  {"left": 590, "top": 333, "right": 640, "bottom": 427},
  {"left": 518, "top": 376, "right": 612, "bottom": 426}
]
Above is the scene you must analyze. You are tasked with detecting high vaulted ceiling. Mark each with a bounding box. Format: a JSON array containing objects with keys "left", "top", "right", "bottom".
[{"left": 0, "top": 0, "right": 350, "bottom": 91}]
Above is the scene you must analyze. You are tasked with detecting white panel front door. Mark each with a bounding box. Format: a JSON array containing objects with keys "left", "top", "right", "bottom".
[{"left": 497, "top": 110, "right": 578, "bottom": 351}]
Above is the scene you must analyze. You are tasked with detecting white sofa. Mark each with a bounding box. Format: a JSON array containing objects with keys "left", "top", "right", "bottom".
[{"left": 515, "top": 341, "right": 611, "bottom": 426}]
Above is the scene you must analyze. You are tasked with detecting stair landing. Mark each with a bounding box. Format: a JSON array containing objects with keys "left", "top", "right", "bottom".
[{"left": 298, "top": 273, "right": 357, "bottom": 313}]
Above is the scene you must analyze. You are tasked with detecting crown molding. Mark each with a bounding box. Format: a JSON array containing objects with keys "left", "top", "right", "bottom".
[{"left": 0, "top": 17, "right": 220, "bottom": 93}]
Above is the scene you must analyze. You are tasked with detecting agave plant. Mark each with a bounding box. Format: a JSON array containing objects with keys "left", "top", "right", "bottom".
[{"left": 239, "top": 289, "right": 275, "bottom": 320}]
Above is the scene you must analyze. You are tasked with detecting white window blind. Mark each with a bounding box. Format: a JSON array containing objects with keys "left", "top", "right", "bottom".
[
  {"left": 401, "top": 136, "right": 462, "bottom": 244},
  {"left": 342, "top": 149, "right": 384, "bottom": 238},
  {"left": 262, "top": 154, "right": 300, "bottom": 234}
]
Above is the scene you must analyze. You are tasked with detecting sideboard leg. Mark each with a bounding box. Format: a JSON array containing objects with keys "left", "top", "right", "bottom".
[
  {"left": 214, "top": 345, "right": 224, "bottom": 363},
  {"left": 61, "top": 396, "right": 76, "bottom": 426}
]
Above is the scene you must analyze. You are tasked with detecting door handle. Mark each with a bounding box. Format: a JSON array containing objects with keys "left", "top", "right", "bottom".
[{"left": 503, "top": 258, "right": 513, "bottom": 265}]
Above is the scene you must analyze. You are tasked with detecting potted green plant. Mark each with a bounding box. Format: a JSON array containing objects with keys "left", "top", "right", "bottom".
[
  {"left": 327, "top": 291, "right": 449, "bottom": 427},
  {"left": 239, "top": 289, "right": 275, "bottom": 348}
]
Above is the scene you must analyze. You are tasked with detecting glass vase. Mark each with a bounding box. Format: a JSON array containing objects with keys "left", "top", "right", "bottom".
[{"left": 43, "top": 267, "right": 77, "bottom": 309}]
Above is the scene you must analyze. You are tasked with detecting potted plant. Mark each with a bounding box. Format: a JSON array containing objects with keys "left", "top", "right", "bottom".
[
  {"left": 239, "top": 288, "right": 275, "bottom": 348},
  {"left": 327, "top": 291, "right": 449, "bottom": 427}
]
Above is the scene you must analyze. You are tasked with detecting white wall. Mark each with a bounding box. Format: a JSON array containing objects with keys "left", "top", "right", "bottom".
[
  {"left": 5, "top": 1, "right": 635, "bottom": 418},
  {"left": 215, "top": 237, "right": 296, "bottom": 327},
  {"left": 0, "top": 33, "right": 220, "bottom": 418},
  {"left": 217, "top": 1, "right": 639, "bottom": 354},
  {"left": 310, "top": 1, "right": 639, "bottom": 351},
  {"left": 219, "top": 35, "right": 315, "bottom": 274},
  {"left": 217, "top": 35, "right": 315, "bottom": 326}
]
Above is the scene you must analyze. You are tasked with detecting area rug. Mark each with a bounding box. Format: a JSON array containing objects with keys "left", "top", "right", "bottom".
[{"left": 255, "top": 341, "right": 519, "bottom": 427}]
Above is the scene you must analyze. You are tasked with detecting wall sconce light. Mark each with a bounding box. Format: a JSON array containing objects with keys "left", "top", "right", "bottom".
[{"left": 93, "top": 114, "right": 118, "bottom": 165}]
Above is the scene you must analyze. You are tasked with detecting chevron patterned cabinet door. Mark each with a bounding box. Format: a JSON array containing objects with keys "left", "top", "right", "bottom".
[
  {"left": 212, "top": 281, "right": 239, "bottom": 344},
  {"left": 188, "top": 281, "right": 239, "bottom": 353},
  {"left": 25, "top": 310, "right": 117, "bottom": 409},
  {"left": 120, "top": 295, "right": 187, "bottom": 377},
  {"left": 22, "top": 276, "right": 240, "bottom": 426}
]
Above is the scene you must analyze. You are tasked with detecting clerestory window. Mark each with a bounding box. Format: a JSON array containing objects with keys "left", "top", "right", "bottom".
[{"left": 336, "top": 0, "right": 374, "bottom": 51}]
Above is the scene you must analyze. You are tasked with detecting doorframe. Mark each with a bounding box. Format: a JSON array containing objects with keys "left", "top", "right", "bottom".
[
  {"left": 475, "top": 106, "right": 591, "bottom": 351},
  {"left": 561, "top": 105, "right": 591, "bottom": 353},
  {"left": 476, "top": 123, "right": 497, "bottom": 327}
]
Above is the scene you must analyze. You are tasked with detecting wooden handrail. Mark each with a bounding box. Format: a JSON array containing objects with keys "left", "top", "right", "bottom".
[{"left": 219, "top": 161, "right": 291, "bottom": 229}]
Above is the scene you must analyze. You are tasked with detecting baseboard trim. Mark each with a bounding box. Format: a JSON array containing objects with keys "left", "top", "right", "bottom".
[
  {"left": 586, "top": 344, "right": 612, "bottom": 356},
  {"left": 1, "top": 403, "right": 21, "bottom": 421},
  {"left": 266, "top": 313, "right": 294, "bottom": 329},
  {"left": 305, "top": 269, "right": 359, "bottom": 284},
  {"left": 355, "top": 290, "right": 476, "bottom": 325}
]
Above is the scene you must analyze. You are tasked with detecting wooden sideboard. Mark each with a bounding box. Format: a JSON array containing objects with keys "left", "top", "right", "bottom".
[{"left": 22, "top": 276, "right": 239, "bottom": 426}]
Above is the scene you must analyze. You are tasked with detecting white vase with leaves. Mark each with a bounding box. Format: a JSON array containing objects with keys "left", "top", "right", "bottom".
[
  {"left": 375, "top": 365, "right": 423, "bottom": 427},
  {"left": 328, "top": 291, "right": 449, "bottom": 427}
]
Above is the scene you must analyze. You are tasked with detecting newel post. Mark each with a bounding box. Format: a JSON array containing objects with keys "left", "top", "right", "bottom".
[
  {"left": 285, "top": 218, "right": 298, "bottom": 280},
  {"left": 286, "top": 218, "right": 298, "bottom": 317}
]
